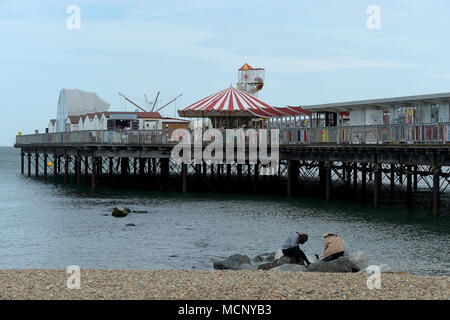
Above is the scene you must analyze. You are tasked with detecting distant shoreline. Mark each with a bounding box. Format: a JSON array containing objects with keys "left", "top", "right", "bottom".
[{"left": 1, "top": 269, "right": 448, "bottom": 300}]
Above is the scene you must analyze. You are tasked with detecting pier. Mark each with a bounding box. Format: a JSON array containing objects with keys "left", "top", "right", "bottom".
[{"left": 15, "top": 126, "right": 450, "bottom": 216}]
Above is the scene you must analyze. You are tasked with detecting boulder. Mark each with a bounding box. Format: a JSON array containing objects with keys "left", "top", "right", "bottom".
[
  {"left": 274, "top": 249, "right": 283, "bottom": 260},
  {"left": 238, "top": 263, "right": 258, "bottom": 271},
  {"left": 258, "top": 255, "right": 297, "bottom": 270},
  {"left": 112, "top": 207, "right": 129, "bottom": 218},
  {"left": 213, "top": 254, "right": 251, "bottom": 270},
  {"left": 252, "top": 252, "right": 276, "bottom": 263},
  {"left": 346, "top": 250, "right": 368, "bottom": 272},
  {"left": 307, "top": 257, "right": 353, "bottom": 273},
  {"left": 270, "top": 264, "right": 309, "bottom": 272}
]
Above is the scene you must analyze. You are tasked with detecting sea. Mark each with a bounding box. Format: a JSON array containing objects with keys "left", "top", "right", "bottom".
[{"left": 0, "top": 147, "right": 449, "bottom": 275}]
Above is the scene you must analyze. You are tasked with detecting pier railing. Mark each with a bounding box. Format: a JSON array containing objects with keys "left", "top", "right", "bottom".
[{"left": 15, "top": 123, "right": 450, "bottom": 146}]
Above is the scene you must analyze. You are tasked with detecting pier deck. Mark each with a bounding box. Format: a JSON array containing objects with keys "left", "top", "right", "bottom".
[{"left": 14, "top": 128, "right": 450, "bottom": 215}]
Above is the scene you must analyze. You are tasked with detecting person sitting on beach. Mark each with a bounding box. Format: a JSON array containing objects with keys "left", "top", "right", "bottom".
[
  {"left": 282, "top": 232, "right": 311, "bottom": 266},
  {"left": 321, "top": 232, "right": 345, "bottom": 262}
]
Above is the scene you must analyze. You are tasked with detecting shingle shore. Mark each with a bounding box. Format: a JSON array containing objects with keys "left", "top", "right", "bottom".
[{"left": 0, "top": 269, "right": 448, "bottom": 300}]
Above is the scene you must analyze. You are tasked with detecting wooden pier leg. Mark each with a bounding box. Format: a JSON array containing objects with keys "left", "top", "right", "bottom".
[
  {"left": 399, "top": 166, "right": 403, "bottom": 185},
  {"left": 319, "top": 161, "right": 325, "bottom": 193},
  {"left": 21, "top": 152, "right": 24, "bottom": 175},
  {"left": 27, "top": 153, "right": 31, "bottom": 177},
  {"left": 390, "top": 164, "right": 395, "bottom": 195},
  {"left": 369, "top": 164, "right": 373, "bottom": 182},
  {"left": 210, "top": 163, "right": 215, "bottom": 180},
  {"left": 237, "top": 164, "right": 242, "bottom": 182},
  {"left": 254, "top": 162, "right": 259, "bottom": 193},
  {"left": 373, "top": 164, "right": 381, "bottom": 208},
  {"left": 227, "top": 164, "right": 232, "bottom": 181},
  {"left": 64, "top": 155, "right": 69, "bottom": 184},
  {"left": 325, "top": 161, "right": 332, "bottom": 201},
  {"left": 353, "top": 163, "right": 358, "bottom": 190},
  {"left": 84, "top": 157, "right": 89, "bottom": 177},
  {"left": 160, "top": 158, "right": 169, "bottom": 190},
  {"left": 413, "top": 166, "right": 418, "bottom": 191},
  {"left": 76, "top": 156, "right": 81, "bottom": 186},
  {"left": 121, "top": 157, "right": 129, "bottom": 176},
  {"left": 35, "top": 153, "right": 39, "bottom": 177},
  {"left": 43, "top": 154, "right": 48, "bottom": 180},
  {"left": 406, "top": 165, "right": 412, "bottom": 207},
  {"left": 203, "top": 162, "right": 207, "bottom": 179},
  {"left": 97, "top": 157, "right": 102, "bottom": 176},
  {"left": 361, "top": 163, "right": 367, "bottom": 200},
  {"left": 432, "top": 166, "right": 440, "bottom": 216},
  {"left": 139, "top": 158, "right": 146, "bottom": 176},
  {"left": 109, "top": 158, "right": 113, "bottom": 176},
  {"left": 57, "top": 156, "right": 61, "bottom": 174},
  {"left": 287, "top": 160, "right": 298, "bottom": 197},
  {"left": 54, "top": 155, "right": 58, "bottom": 181},
  {"left": 182, "top": 163, "right": 188, "bottom": 193},
  {"left": 346, "top": 163, "right": 351, "bottom": 188},
  {"left": 91, "top": 157, "right": 96, "bottom": 193},
  {"left": 133, "top": 158, "right": 137, "bottom": 176},
  {"left": 247, "top": 163, "right": 251, "bottom": 182}
]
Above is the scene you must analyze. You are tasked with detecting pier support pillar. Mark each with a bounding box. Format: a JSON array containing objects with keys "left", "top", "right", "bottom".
[
  {"left": 319, "top": 161, "right": 326, "bottom": 193},
  {"left": 160, "top": 158, "right": 169, "bottom": 190},
  {"left": 109, "top": 158, "right": 114, "bottom": 176},
  {"left": 346, "top": 163, "right": 351, "bottom": 188},
  {"left": 390, "top": 164, "right": 395, "bottom": 195},
  {"left": 182, "top": 163, "right": 188, "bottom": 193},
  {"left": 76, "top": 156, "right": 81, "bottom": 186},
  {"left": 361, "top": 163, "right": 367, "bottom": 200},
  {"left": 27, "top": 153, "right": 31, "bottom": 177},
  {"left": 21, "top": 152, "right": 24, "bottom": 175},
  {"left": 43, "top": 154, "right": 48, "bottom": 180},
  {"left": 413, "top": 166, "right": 418, "bottom": 191},
  {"left": 373, "top": 164, "right": 381, "bottom": 208},
  {"left": 406, "top": 165, "right": 412, "bottom": 207},
  {"left": 353, "top": 163, "right": 358, "bottom": 190},
  {"left": 53, "top": 155, "right": 57, "bottom": 181},
  {"left": 91, "top": 157, "right": 96, "bottom": 193},
  {"left": 84, "top": 157, "right": 89, "bottom": 177},
  {"left": 64, "top": 155, "right": 69, "bottom": 184},
  {"left": 35, "top": 153, "right": 39, "bottom": 177},
  {"left": 210, "top": 164, "right": 215, "bottom": 181},
  {"left": 139, "top": 158, "right": 146, "bottom": 176},
  {"left": 432, "top": 166, "right": 440, "bottom": 216},
  {"left": 203, "top": 162, "right": 207, "bottom": 179},
  {"left": 227, "top": 164, "right": 232, "bottom": 181},
  {"left": 325, "top": 162, "right": 332, "bottom": 201},
  {"left": 254, "top": 162, "right": 259, "bottom": 193},
  {"left": 237, "top": 164, "right": 243, "bottom": 182},
  {"left": 287, "top": 160, "right": 298, "bottom": 197},
  {"left": 121, "top": 158, "right": 129, "bottom": 176}
]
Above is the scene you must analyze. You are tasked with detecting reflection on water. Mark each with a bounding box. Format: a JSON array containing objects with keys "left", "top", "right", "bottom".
[{"left": 0, "top": 147, "right": 449, "bottom": 275}]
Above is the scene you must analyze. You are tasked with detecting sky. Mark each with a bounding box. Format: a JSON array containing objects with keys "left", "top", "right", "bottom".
[{"left": 1, "top": 0, "right": 450, "bottom": 145}]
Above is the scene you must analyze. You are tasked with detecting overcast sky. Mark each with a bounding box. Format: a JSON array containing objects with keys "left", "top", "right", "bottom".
[{"left": 1, "top": 0, "right": 449, "bottom": 145}]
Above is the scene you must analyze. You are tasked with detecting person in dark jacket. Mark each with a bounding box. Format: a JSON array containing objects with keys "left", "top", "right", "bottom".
[{"left": 281, "top": 232, "right": 311, "bottom": 266}]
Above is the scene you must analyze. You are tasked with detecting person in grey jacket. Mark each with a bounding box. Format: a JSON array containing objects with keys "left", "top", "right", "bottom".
[{"left": 281, "top": 232, "right": 311, "bottom": 266}]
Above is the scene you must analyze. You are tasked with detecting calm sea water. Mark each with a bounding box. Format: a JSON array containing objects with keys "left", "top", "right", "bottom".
[{"left": 0, "top": 147, "right": 449, "bottom": 275}]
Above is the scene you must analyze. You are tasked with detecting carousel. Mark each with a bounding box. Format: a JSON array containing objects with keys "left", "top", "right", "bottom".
[{"left": 177, "top": 85, "right": 311, "bottom": 130}]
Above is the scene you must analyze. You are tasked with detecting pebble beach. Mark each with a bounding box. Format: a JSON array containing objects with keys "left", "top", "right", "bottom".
[{"left": 0, "top": 269, "right": 448, "bottom": 300}]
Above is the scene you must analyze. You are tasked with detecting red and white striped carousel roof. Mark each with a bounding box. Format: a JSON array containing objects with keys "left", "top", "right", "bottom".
[{"left": 178, "top": 86, "right": 310, "bottom": 118}]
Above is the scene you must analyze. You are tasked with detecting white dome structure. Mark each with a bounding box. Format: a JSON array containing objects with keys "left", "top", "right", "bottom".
[{"left": 56, "top": 88, "right": 110, "bottom": 132}]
